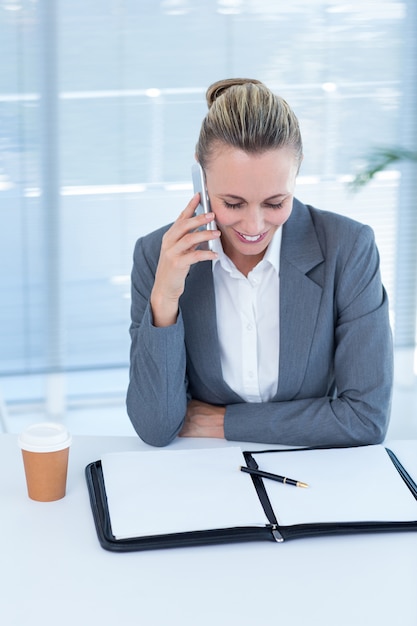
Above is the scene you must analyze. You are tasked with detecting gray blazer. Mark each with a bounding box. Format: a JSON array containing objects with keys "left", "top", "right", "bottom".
[{"left": 127, "top": 199, "right": 393, "bottom": 447}]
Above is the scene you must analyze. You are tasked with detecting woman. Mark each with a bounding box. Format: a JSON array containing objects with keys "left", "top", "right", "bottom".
[{"left": 126, "top": 78, "right": 393, "bottom": 447}]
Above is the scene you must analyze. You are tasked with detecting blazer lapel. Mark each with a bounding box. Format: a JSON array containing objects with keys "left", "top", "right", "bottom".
[
  {"left": 276, "top": 200, "right": 324, "bottom": 399},
  {"left": 180, "top": 261, "right": 242, "bottom": 402}
]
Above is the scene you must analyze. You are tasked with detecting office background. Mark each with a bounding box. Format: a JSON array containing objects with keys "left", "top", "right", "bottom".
[{"left": 0, "top": 0, "right": 416, "bottom": 437}]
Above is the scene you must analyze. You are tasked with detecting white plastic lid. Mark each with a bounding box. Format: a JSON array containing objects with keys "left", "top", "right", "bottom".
[{"left": 18, "top": 422, "right": 72, "bottom": 453}]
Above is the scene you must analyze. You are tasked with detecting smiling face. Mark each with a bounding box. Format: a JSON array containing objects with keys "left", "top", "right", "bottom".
[{"left": 204, "top": 144, "right": 299, "bottom": 275}]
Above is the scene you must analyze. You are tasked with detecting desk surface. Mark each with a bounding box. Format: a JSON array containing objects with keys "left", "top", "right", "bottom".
[{"left": 1, "top": 434, "right": 417, "bottom": 626}]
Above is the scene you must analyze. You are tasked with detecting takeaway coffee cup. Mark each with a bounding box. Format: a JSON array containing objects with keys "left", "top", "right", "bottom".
[{"left": 18, "top": 422, "right": 72, "bottom": 502}]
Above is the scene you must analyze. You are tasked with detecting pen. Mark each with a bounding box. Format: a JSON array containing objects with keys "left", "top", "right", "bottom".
[{"left": 240, "top": 465, "right": 309, "bottom": 488}]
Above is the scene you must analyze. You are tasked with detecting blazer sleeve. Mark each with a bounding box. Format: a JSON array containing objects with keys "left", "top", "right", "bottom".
[
  {"left": 224, "top": 224, "right": 394, "bottom": 447},
  {"left": 126, "top": 234, "right": 188, "bottom": 446}
]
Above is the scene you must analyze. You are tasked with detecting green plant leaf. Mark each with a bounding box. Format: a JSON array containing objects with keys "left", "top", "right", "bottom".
[{"left": 349, "top": 147, "right": 417, "bottom": 191}]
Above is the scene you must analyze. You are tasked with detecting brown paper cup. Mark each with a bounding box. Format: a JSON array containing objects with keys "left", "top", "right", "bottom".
[{"left": 18, "top": 423, "right": 72, "bottom": 502}]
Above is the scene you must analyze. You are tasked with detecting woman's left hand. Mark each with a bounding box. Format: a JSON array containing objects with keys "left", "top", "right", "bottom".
[{"left": 179, "top": 400, "right": 226, "bottom": 438}]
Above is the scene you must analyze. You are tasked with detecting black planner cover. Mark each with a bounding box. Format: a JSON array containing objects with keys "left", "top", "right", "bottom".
[{"left": 85, "top": 447, "right": 417, "bottom": 552}]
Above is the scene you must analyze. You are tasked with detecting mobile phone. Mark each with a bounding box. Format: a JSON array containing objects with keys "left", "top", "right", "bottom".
[{"left": 191, "top": 162, "right": 217, "bottom": 250}]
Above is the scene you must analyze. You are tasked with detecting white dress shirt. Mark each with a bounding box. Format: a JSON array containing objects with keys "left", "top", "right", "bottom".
[{"left": 212, "top": 229, "right": 281, "bottom": 403}]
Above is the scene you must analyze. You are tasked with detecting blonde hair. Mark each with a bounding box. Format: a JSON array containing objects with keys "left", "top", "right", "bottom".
[{"left": 196, "top": 78, "right": 303, "bottom": 168}]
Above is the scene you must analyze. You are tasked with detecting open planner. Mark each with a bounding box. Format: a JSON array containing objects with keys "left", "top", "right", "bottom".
[{"left": 85, "top": 444, "right": 417, "bottom": 552}]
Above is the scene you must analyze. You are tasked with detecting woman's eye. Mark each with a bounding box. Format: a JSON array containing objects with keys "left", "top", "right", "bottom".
[
  {"left": 223, "top": 201, "right": 244, "bottom": 209},
  {"left": 266, "top": 202, "right": 284, "bottom": 209}
]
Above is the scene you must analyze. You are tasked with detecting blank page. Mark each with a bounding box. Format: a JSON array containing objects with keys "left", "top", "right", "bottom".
[
  {"left": 101, "top": 447, "right": 269, "bottom": 540},
  {"left": 251, "top": 445, "right": 417, "bottom": 526}
]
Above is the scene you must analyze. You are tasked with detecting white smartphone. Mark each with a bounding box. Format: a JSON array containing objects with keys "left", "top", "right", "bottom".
[{"left": 191, "top": 162, "right": 217, "bottom": 250}]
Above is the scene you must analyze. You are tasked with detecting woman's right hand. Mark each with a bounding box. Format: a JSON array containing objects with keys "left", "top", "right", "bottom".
[{"left": 150, "top": 193, "right": 220, "bottom": 327}]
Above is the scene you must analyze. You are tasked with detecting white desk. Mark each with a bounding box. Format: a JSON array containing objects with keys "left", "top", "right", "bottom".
[{"left": 1, "top": 434, "right": 417, "bottom": 626}]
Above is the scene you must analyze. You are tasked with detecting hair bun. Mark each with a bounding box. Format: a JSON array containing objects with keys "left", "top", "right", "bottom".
[{"left": 206, "top": 77, "right": 263, "bottom": 108}]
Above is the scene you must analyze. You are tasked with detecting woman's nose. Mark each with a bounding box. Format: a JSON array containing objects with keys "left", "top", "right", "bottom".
[{"left": 240, "top": 207, "right": 265, "bottom": 234}]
